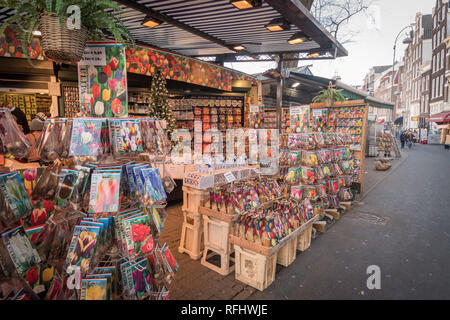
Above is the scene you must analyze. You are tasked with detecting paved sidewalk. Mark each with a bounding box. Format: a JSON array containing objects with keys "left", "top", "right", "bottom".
[{"left": 161, "top": 143, "right": 448, "bottom": 300}]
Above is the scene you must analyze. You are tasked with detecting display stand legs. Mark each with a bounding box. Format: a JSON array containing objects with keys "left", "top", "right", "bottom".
[{"left": 178, "top": 211, "right": 204, "bottom": 260}]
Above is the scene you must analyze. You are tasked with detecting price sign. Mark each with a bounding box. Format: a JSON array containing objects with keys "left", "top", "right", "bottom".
[{"left": 224, "top": 171, "right": 236, "bottom": 183}]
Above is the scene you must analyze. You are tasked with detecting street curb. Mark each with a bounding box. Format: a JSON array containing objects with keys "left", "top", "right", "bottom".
[{"left": 359, "top": 151, "right": 409, "bottom": 200}]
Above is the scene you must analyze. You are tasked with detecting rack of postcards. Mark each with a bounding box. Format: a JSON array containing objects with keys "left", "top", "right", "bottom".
[{"left": 0, "top": 108, "right": 177, "bottom": 300}]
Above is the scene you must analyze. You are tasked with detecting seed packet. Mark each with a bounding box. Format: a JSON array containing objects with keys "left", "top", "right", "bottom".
[
  {"left": 37, "top": 118, "right": 71, "bottom": 162},
  {"left": 0, "top": 108, "right": 31, "bottom": 158},
  {"left": 23, "top": 262, "right": 57, "bottom": 298},
  {"left": 285, "top": 167, "right": 300, "bottom": 184},
  {"left": 301, "top": 166, "right": 315, "bottom": 184},
  {"left": 125, "top": 163, "right": 139, "bottom": 198},
  {"left": 0, "top": 172, "right": 33, "bottom": 220},
  {"left": 322, "top": 164, "right": 332, "bottom": 178},
  {"left": 132, "top": 164, "right": 150, "bottom": 197},
  {"left": 64, "top": 225, "right": 101, "bottom": 274},
  {"left": 119, "top": 259, "right": 133, "bottom": 297},
  {"left": 88, "top": 170, "right": 121, "bottom": 214},
  {"left": 1, "top": 225, "right": 41, "bottom": 276},
  {"left": 126, "top": 258, "right": 152, "bottom": 300},
  {"left": 314, "top": 166, "right": 325, "bottom": 180},
  {"left": 54, "top": 169, "right": 80, "bottom": 208},
  {"left": 301, "top": 150, "right": 318, "bottom": 166},
  {"left": 311, "top": 108, "right": 328, "bottom": 132},
  {"left": 80, "top": 220, "right": 105, "bottom": 250},
  {"left": 290, "top": 186, "right": 303, "bottom": 200},
  {"left": 326, "top": 179, "right": 340, "bottom": 195},
  {"left": 123, "top": 214, "right": 153, "bottom": 258},
  {"left": 69, "top": 118, "right": 103, "bottom": 156},
  {"left": 44, "top": 268, "right": 63, "bottom": 300},
  {"left": 93, "top": 266, "right": 116, "bottom": 296},
  {"left": 321, "top": 196, "right": 330, "bottom": 209},
  {"left": 289, "top": 151, "right": 301, "bottom": 166},
  {"left": 303, "top": 185, "right": 318, "bottom": 201},
  {"left": 142, "top": 168, "right": 167, "bottom": 202},
  {"left": 339, "top": 160, "right": 352, "bottom": 174},
  {"left": 159, "top": 243, "right": 178, "bottom": 278},
  {"left": 85, "top": 273, "right": 112, "bottom": 300},
  {"left": 329, "top": 194, "right": 340, "bottom": 209},
  {"left": 339, "top": 188, "right": 353, "bottom": 201},
  {"left": 31, "top": 165, "right": 62, "bottom": 201},
  {"left": 110, "top": 119, "right": 144, "bottom": 155},
  {"left": 80, "top": 278, "right": 108, "bottom": 300},
  {"left": 331, "top": 163, "right": 344, "bottom": 176},
  {"left": 316, "top": 183, "right": 327, "bottom": 197}
]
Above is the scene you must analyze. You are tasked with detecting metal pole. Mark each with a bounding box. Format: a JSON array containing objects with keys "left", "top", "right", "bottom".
[{"left": 276, "top": 56, "right": 284, "bottom": 130}]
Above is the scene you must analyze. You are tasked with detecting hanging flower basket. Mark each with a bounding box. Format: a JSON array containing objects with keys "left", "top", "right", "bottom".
[{"left": 39, "top": 12, "right": 89, "bottom": 64}]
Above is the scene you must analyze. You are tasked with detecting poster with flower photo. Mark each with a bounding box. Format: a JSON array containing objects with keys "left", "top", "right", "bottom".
[
  {"left": 290, "top": 105, "right": 310, "bottom": 133},
  {"left": 78, "top": 43, "right": 128, "bottom": 118}
]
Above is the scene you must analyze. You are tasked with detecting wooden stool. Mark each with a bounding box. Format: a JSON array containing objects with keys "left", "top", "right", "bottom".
[{"left": 178, "top": 210, "right": 204, "bottom": 260}]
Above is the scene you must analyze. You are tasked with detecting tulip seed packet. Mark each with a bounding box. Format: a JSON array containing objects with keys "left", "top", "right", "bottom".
[
  {"left": 23, "top": 262, "right": 56, "bottom": 298},
  {"left": 119, "top": 259, "right": 133, "bottom": 296},
  {"left": 123, "top": 214, "right": 153, "bottom": 258},
  {"left": 71, "top": 166, "right": 92, "bottom": 205},
  {"left": 125, "top": 163, "right": 139, "bottom": 197},
  {"left": 63, "top": 225, "right": 101, "bottom": 274},
  {"left": 80, "top": 220, "right": 105, "bottom": 248},
  {"left": 290, "top": 106, "right": 310, "bottom": 133},
  {"left": 69, "top": 118, "right": 103, "bottom": 156},
  {"left": 54, "top": 169, "right": 80, "bottom": 209},
  {"left": 93, "top": 266, "right": 116, "bottom": 295},
  {"left": 80, "top": 278, "right": 108, "bottom": 300},
  {"left": 1, "top": 225, "right": 41, "bottom": 276},
  {"left": 160, "top": 243, "right": 178, "bottom": 277},
  {"left": 0, "top": 172, "right": 33, "bottom": 220},
  {"left": 311, "top": 108, "right": 328, "bottom": 132},
  {"left": 88, "top": 170, "right": 121, "bottom": 213},
  {"left": 126, "top": 258, "right": 152, "bottom": 300},
  {"left": 85, "top": 273, "right": 112, "bottom": 300},
  {"left": 142, "top": 168, "right": 167, "bottom": 202}
]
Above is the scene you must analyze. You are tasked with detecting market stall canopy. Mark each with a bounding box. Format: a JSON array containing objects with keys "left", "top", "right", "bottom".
[
  {"left": 428, "top": 111, "right": 450, "bottom": 123},
  {"left": 108, "top": 0, "right": 347, "bottom": 61},
  {"left": 0, "top": 0, "right": 346, "bottom": 62}
]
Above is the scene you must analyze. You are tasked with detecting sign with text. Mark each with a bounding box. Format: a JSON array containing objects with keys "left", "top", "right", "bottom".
[{"left": 78, "top": 47, "right": 106, "bottom": 66}]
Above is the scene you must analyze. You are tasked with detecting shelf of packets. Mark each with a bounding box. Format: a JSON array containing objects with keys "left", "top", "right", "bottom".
[
  {"left": 376, "top": 133, "right": 393, "bottom": 153},
  {"left": 0, "top": 163, "right": 178, "bottom": 300},
  {"left": 328, "top": 106, "right": 365, "bottom": 151},
  {"left": 0, "top": 110, "right": 181, "bottom": 299},
  {"left": 279, "top": 132, "right": 358, "bottom": 206}
]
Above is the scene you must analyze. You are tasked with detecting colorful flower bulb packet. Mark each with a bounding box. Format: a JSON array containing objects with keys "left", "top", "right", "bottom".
[
  {"left": 0, "top": 172, "right": 33, "bottom": 220},
  {"left": 311, "top": 109, "right": 328, "bottom": 132},
  {"left": 303, "top": 185, "right": 318, "bottom": 201},
  {"left": 119, "top": 258, "right": 132, "bottom": 297},
  {"left": 79, "top": 220, "right": 105, "bottom": 251},
  {"left": 69, "top": 118, "right": 103, "bottom": 157},
  {"left": 23, "top": 262, "right": 57, "bottom": 299},
  {"left": 110, "top": 119, "right": 144, "bottom": 155},
  {"left": 326, "top": 179, "right": 340, "bottom": 195},
  {"left": 80, "top": 278, "right": 108, "bottom": 300},
  {"left": 93, "top": 266, "right": 117, "bottom": 296},
  {"left": 301, "top": 150, "right": 318, "bottom": 166},
  {"left": 159, "top": 243, "right": 179, "bottom": 278},
  {"left": 63, "top": 225, "right": 101, "bottom": 274},
  {"left": 123, "top": 214, "right": 153, "bottom": 258},
  {"left": 339, "top": 160, "right": 352, "bottom": 174},
  {"left": 290, "top": 185, "right": 303, "bottom": 200},
  {"left": 114, "top": 209, "right": 142, "bottom": 253},
  {"left": 1, "top": 225, "right": 41, "bottom": 276},
  {"left": 125, "top": 163, "right": 138, "bottom": 198},
  {"left": 322, "top": 164, "right": 332, "bottom": 178},
  {"left": 126, "top": 258, "right": 152, "bottom": 300},
  {"left": 301, "top": 166, "right": 316, "bottom": 184},
  {"left": 142, "top": 168, "right": 167, "bottom": 202},
  {"left": 70, "top": 165, "right": 92, "bottom": 207},
  {"left": 132, "top": 164, "right": 150, "bottom": 197},
  {"left": 55, "top": 169, "right": 80, "bottom": 209},
  {"left": 290, "top": 105, "right": 310, "bottom": 133},
  {"left": 316, "top": 182, "right": 327, "bottom": 197},
  {"left": 85, "top": 273, "right": 112, "bottom": 300},
  {"left": 285, "top": 167, "right": 300, "bottom": 184},
  {"left": 88, "top": 170, "right": 121, "bottom": 214}
]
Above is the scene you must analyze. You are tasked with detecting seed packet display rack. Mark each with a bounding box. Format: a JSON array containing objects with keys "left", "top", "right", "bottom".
[{"left": 0, "top": 111, "right": 178, "bottom": 300}]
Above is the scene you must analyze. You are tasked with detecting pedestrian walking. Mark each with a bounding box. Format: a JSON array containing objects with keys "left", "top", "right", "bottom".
[
  {"left": 407, "top": 130, "right": 413, "bottom": 149},
  {"left": 400, "top": 131, "right": 406, "bottom": 149}
]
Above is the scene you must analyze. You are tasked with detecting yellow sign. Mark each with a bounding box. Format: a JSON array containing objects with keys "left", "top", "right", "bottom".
[{"left": 411, "top": 116, "right": 419, "bottom": 121}]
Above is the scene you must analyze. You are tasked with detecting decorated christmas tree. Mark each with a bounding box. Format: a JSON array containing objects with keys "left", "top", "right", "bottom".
[{"left": 148, "top": 68, "right": 176, "bottom": 138}]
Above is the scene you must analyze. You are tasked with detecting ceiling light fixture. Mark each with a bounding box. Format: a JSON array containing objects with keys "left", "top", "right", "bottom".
[
  {"left": 265, "top": 17, "right": 291, "bottom": 32},
  {"left": 292, "top": 82, "right": 300, "bottom": 88},
  {"left": 232, "top": 44, "right": 246, "bottom": 51},
  {"left": 287, "top": 32, "right": 310, "bottom": 45},
  {"left": 308, "top": 52, "right": 321, "bottom": 58},
  {"left": 141, "top": 15, "right": 163, "bottom": 28},
  {"left": 230, "top": 0, "right": 262, "bottom": 10}
]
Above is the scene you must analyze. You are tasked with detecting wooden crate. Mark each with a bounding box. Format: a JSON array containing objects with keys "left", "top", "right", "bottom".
[
  {"left": 182, "top": 186, "right": 208, "bottom": 214},
  {"left": 178, "top": 210, "right": 204, "bottom": 260},
  {"left": 340, "top": 201, "right": 352, "bottom": 211},
  {"left": 297, "top": 225, "right": 312, "bottom": 251},
  {"left": 202, "top": 215, "right": 232, "bottom": 253},
  {"left": 277, "top": 237, "right": 297, "bottom": 267},
  {"left": 234, "top": 244, "right": 277, "bottom": 291}
]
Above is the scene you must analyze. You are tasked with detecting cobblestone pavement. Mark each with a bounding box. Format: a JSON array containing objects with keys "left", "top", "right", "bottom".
[{"left": 161, "top": 143, "right": 450, "bottom": 300}]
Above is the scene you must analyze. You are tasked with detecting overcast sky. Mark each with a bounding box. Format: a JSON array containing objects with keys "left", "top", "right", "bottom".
[{"left": 225, "top": 0, "right": 435, "bottom": 86}]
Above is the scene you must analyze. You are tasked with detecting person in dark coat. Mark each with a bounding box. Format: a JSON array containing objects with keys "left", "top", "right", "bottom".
[{"left": 400, "top": 131, "right": 406, "bottom": 149}]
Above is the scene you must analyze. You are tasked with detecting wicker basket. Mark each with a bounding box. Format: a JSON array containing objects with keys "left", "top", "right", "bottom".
[{"left": 39, "top": 12, "right": 89, "bottom": 64}]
